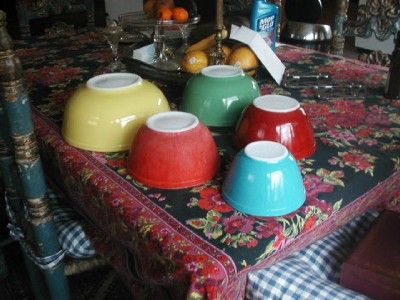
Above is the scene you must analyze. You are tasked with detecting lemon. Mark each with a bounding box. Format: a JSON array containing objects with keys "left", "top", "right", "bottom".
[
  {"left": 181, "top": 50, "right": 209, "bottom": 74},
  {"left": 227, "top": 45, "right": 259, "bottom": 76}
]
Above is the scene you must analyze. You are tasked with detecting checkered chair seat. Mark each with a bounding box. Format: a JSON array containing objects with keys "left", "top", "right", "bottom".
[
  {"left": 47, "top": 188, "right": 96, "bottom": 259},
  {"left": 246, "top": 211, "right": 378, "bottom": 300}
]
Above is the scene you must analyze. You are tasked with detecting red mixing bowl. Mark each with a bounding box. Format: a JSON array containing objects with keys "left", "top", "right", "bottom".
[
  {"left": 234, "top": 95, "right": 316, "bottom": 160},
  {"left": 128, "top": 111, "right": 220, "bottom": 189}
]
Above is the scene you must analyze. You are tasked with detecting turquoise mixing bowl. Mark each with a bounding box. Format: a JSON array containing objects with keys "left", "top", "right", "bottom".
[{"left": 222, "top": 141, "right": 306, "bottom": 217}]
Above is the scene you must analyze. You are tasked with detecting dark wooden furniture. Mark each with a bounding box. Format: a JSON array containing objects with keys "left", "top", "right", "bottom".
[
  {"left": 13, "top": 0, "right": 107, "bottom": 37},
  {"left": 331, "top": 0, "right": 400, "bottom": 58}
]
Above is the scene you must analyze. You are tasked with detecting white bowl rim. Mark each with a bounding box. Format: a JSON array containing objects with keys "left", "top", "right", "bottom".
[
  {"left": 201, "top": 65, "right": 244, "bottom": 78},
  {"left": 244, "top": 141, "right": 289, "bottom": 163},
  {"left": 87, "top": 73, "right": 143, "bottom": 91},
  {"left": 253, "top": 95, "right": 300, "bottom": 113},
  {"left": 146, "top": 111, "right": 199, "bottom": 133}
]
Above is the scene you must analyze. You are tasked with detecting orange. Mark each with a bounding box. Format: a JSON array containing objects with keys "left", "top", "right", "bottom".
[
  {"left": 172, "top": 7, "right": 189, "bottom": 23},
  {"left": 157, "top": 7, "right": 173, "bottom": 20},
  {"left": 227, "top": 45, "right": 259, "bottom": 76},
  {"left": 154, "top": 0, "right": 175, "bottom": 16},
  {"left": 156, "top": 0, "right": 175, "bottom": 9},
  {"left": 144, "top": 0, "right": 156, "bottom": 16},
  {"left": 181, "top": 50, "right": 208, "bottom": 74}
]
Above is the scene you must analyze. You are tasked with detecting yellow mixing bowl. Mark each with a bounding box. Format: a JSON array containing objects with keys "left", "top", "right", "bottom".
[{"left": 62, "top": 73, "right": 170, "bottom": 152}]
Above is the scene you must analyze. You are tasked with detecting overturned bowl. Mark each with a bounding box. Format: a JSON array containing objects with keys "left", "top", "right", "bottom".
[
  {"left": 181, "top": 65, "right": 260, "bottom": 127},
  {"left": 281, "top": 21, "right": 332, "bottom": 52},
  {"left": 62, "top": 73, "right": 170, "bottom": 152},
  {"left": 128, "top": 111, "right": 220, "bottom": 189},
  {"left": 222, "top": 141, "right": 306, "bottom": 217},
  {"left": 281, "top": 21, "right": 332, "bottom": 42},
  {"left": 234, "top": 95, "right": 316, "bottom": 160}
]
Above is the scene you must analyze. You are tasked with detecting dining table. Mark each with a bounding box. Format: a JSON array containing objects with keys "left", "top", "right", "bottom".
[{"left": 13, "top": 28, "right": 400, "bottom": 299}]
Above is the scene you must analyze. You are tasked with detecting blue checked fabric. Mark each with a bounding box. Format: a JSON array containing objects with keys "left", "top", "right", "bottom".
[
  {"left": 246, "top": 211, "right": 379, "bottom": 300},
  {"left": 48, "top": 188, "right": 96, "bottom": 259}
]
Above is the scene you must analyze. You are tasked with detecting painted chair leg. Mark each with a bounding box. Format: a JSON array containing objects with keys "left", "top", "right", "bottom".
[
  {"left": 0, "top": 11, "right": 71, "bottom": 300},
  {"left": 32, "top": 220, "right": 71, "bottom": 300},
  {"left": 22, "top": 252, "right": 49, "bottom": 300}
]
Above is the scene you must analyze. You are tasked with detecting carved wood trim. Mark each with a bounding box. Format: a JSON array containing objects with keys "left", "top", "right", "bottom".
[
  {"left": 358, "top": 50, "right": 391, "bottom": 66},
  {"left": 13, "top": 133, "right": 41, "bottom": 166},
  {"left": 26, "top": 197, "right": 53, "bottom": 225},
  {"left": 1, "top": 79, "right": 25, "bottom": 103}
]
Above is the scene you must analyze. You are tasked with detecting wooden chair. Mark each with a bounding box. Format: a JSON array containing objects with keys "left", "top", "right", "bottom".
[
  {"left": 0, "top": 10, "right": 104, "bottom": 300},
  {"left": 331, "top": 0, "right": 400, "bottom": 65}
]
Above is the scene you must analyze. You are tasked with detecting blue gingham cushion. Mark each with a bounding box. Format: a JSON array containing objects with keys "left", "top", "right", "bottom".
[
  {"left": 246, "top": 211, "right": 378, "bottom": 300},
  {"left": 47, "top": 188, "right": 96, "bottom": 259}
]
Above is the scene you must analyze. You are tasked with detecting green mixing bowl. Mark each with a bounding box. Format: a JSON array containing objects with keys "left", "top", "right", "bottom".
[{"left": 181, "top": 65, "right": 261, "bottom": 127}]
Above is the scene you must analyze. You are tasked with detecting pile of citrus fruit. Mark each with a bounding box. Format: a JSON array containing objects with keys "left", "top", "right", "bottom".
[
  {"left": 144, "top": 0, "right": 189, "bottom": 22},
  {"left": 143, "top": 0, "right": 259, "bottom": 75},
  {"left": 181, "top": 39, "right": 259, "bottom": 75}
]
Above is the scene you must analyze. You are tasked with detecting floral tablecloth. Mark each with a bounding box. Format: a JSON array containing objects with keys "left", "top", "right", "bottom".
[{"left": 15, "top": 31, "right": 400, "bottom": 299}]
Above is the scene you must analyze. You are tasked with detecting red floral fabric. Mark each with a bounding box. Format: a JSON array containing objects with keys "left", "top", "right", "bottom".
[{"left": 14, "top": 33, "right": 400, "bottom": 299}]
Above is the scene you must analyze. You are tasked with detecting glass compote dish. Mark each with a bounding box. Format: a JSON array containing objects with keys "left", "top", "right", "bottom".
[
  {"left": 152, "top": 17, "right": 200, "bottom": 71},
  {"left": 103, "top": 19, "right": 126, "bottom": 72},
  {"left": 119, "top": 12, "right": 200, "bottom": 71}
]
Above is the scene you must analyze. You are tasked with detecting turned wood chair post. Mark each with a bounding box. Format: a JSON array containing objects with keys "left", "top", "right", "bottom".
[
  {"left": 331, "top": 0, "right": 349, "bottom": 56},
  {"left": 0, "top": 107, "right": 49, "bottom": 298},
  {"left": 0, "top": 10, "right": 71, "bottom": 300},
  {"left": 274, "top": 0, "right": 282, "bottom": 41}
]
